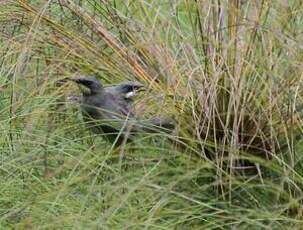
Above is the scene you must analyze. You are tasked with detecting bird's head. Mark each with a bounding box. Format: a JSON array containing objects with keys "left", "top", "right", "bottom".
[
  {"left": 70, "top": 76, "right": 103, "bottom": 95},
  {"left": 115, "top": 81, "right": 145, "bottom": 99}
]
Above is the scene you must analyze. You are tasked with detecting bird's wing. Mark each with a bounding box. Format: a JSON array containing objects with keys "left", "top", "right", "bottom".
[{"left": 85, "top": 91, "right": 134, "bottom": 133}]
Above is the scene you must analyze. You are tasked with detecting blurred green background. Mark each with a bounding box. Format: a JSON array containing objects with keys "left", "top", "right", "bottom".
[{"left": 1, "top": 1, "right": 303, "bottom": 229}]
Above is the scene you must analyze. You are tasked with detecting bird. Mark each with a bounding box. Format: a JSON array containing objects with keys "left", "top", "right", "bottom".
[{"left": 62, "top": 76, "right": 174, "bottom": 146}]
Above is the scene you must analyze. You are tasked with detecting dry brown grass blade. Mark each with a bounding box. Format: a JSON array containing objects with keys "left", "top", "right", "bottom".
[{"left": 58, "top": 0, "right": 158, "bottom": 89}]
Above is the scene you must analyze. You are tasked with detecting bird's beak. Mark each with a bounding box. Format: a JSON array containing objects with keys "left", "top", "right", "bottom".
[
  {"left": 54, "top": 77, "right": 72, "bottom": 87},
  {"left": 69, "top": 77, "right": 82, "bottom": 84},
  {"left": 137, "top": 86, "right": 145, "bottom": 92},
  {"left": 133, "top": 83, "right": 145, "bottom": 93}
]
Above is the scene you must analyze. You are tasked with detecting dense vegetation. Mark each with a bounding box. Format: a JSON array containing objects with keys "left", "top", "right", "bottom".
[{"left": 1, "top": 1, "right": 303, "bottom": 229}]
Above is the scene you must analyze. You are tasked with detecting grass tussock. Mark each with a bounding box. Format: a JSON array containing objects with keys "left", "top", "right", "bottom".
[{"left": 1, "top": 0, "right": 303, "bottom": 229}]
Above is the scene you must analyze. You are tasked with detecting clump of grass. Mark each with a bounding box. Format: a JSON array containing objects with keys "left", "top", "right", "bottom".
[{"left": 1, "top": 0, "right": 303, "bottom": 229}]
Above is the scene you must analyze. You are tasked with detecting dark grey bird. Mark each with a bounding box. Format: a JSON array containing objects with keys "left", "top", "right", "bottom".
[{"left": 63, "top": 76, "right": 174, "bottom": 145}]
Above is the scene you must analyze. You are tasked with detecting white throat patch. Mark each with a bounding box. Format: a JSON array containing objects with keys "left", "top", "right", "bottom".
[{"left": 125, "top": 91, "right": 136, "bottom": 98}]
